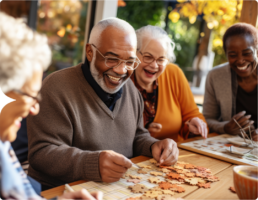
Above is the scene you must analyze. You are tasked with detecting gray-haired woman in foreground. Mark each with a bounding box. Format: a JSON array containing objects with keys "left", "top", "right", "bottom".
[{"left": 0, "top": 12, "right": 103, "bottom": 200}]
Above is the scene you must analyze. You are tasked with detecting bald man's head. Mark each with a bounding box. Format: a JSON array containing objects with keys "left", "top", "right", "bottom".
[{"left": 89, "top": 17, "right": 136, "bottom": 48}]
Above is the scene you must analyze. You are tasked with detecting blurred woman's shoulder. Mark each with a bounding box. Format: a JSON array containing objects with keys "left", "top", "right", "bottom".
[{"left": 208, "top": 62, "right": 230, "bottom": 76}]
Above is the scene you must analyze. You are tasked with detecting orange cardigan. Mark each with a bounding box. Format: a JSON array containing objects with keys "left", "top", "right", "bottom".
[{"left": 135, "top": 63, "right": 207, "bottom": 141}]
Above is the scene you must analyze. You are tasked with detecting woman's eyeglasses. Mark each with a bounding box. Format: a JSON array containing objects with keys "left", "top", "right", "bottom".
[
  {"left": 14, "top": 90, "right": 42, "bottom": 103},
  {"left": 139, "top": 51, "right": 168, "bottom": 66}
]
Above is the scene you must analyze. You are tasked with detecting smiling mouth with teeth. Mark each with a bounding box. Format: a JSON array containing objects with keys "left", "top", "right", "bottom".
[
  {"left": 237, "top": 65, "right": 249, "bottom": 71},
  {"left": 144, "top": 69, "right": 157, "bottom": 74},
  {"left": 107, "top": 75, "right": 121, "bottom": 82}
]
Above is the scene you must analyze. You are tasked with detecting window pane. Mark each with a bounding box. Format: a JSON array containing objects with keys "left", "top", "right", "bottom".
[{"left": 37, "top": 0, "right": 88, "bottom": 76}]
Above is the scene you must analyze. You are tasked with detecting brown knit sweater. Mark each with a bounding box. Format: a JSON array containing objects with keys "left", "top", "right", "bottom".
[{"left": 27, "top": 63, "right": 158, "bottom": 187}]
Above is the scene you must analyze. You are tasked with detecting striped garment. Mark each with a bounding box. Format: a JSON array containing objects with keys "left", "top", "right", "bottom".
[{"left": 0, "top": 141, "right": 42, "bottom": 200}]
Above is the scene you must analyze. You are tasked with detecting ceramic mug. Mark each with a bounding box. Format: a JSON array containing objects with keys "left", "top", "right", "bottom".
[{"left": 233, "top": 165, "right": 258, "bottom": 199}]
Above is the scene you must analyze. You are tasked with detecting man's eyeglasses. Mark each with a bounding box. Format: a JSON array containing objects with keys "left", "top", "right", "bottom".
[
  {"left": 14, "top": 90, "right": 42, "bottom": 103},
  {"left": 139, "top": 51, "right": 168, "bottom": 66},
  {"left": 91, "top": 44, "right": 141, "bottom": 70}
]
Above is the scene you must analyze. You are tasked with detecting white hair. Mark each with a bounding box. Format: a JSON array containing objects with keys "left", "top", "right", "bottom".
[
  {"left": 89, "top": 17, "right": 136, "bottom": 47},
  {"left": 136, "top": 25, "right": 176, "bottom": 63},
  {"left": 0, "top": 12, "right": 51, "bottom": 93}
]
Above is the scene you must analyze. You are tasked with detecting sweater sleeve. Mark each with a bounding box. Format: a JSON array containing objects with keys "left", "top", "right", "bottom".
[
  {"left": 133, "top": 90, "right": 159, "bottom": 157},
  {"left": 174, "top": 67, "right": 208, "bottom": 139},
  {"left": 203, "top": 70, "right": 228, "bottom": 134},
  {"left": 27, "top": 80, "right": 102, "bottom": 184}
]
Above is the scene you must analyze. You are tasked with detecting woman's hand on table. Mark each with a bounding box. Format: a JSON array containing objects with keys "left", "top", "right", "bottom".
[
  {"left": 58, "top": 189, "right": 103, "bottom": 200},
  {"left": 224, "top": 111, "right": 254, "bottom": 135},
  {"left": 99, "top": 150, "right": 132, "bottom": 183},
  {"left": 151, "top": 139, "right": 179, "bottom": 166},
  {"left": 148, "top": 122, "right": 162, "bottom": 136},
  {"left": 188, "top": 117, "right": 208, "bottom": 138}
]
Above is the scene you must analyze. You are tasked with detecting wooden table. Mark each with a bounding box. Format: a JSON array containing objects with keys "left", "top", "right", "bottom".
[{"left": 41, "top": 134, "right": 239, "bottom": 199}]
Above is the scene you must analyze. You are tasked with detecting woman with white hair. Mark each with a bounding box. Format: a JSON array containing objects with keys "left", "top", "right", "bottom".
[
  {"left": 0, "top": 12, "right": 102, "bottom": 200},
  {"left": 132, "top": 25, "right": 208, "bottom": 141}
]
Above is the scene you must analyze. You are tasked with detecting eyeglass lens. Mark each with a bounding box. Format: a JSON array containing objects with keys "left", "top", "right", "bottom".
[
  {"left": 142, "top": 55, "right": 167, "bottom": 66},
  {"left": 106, "top": 58, "right": 137, "bottom": 70}
]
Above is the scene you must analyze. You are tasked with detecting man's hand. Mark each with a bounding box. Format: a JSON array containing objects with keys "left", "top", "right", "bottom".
[
  {"left": 188, "top": 117, "right": 208, "bottom": 139},
  {"left": 224, "top": 111, "right": 254, "bottom": 134},
  {"left": 58, "top": 189, "right": 103, "bottom": 200},
  {"left": 151, "top": 139, "right": 179, "bottom": 166},
  {"left": 99, "top": 150, "right": 132, "bottom": 183},
  {"left": 251, "top": 128, "right": 258, "bottom": 141},
  {"left": 148, "top": 122, "right": 162, "bottom": 136}
]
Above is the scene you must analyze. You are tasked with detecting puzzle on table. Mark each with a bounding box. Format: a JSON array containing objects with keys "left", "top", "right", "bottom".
[
  {"left": 67, "top": 158, "right": 220, "bottom": 200},
  {"left": 179, "top": 134, "right": 258, "bottom": 166}
]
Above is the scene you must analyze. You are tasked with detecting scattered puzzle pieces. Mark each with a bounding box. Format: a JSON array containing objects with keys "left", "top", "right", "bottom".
[
  {"left": 144, "top": 190, "right": 163, "bottom": 198},
  {"left": 184, "top": 164, "right": 196, "bottom": 169},
  {"left": 174, "top": 165, "right": 184, "bottom": 170},
  {"left": 129, "top": 175, "right": 142, "bottom": 180},
  {"left": 159, "top": 182, "right": 176, "bottom": 190},
  {"left": 157, "top": 168, "right": 171, "bottom": 173},
  {"left": 157, "top": 194, "right": 177, "bottom": 200},
  {"left": 125, "top": 197, "right": 141, "bottom": 200},
  {"left": 139, "top": 196, "right": 153, "bottom": 200},
  {"left": 166, "top": 180, "right": 182, "bottom": 185},
  {"left": 184, "top": 178, "right": 199, "bottom": 185},
  {"left": 162, "top": 190, "right": 175, "bottom": 195},
  {"left": 149, "top": 158, "right": 158, "bottom": 164},
  {"left": 174, "top": 185, "right": 186, "bottom": 193},
  {"left": 185, "top": 172, "right": 195, "bottom": 177},
  {"left": 137, "top": 163, "right": 152, "bottom": 169},
  {"left": 137, "top": 169, "right": 148, "bottom": 174},
  {"left": 127, "top": 179, "right": 141, "bottom": 184},
  {"left": 167, "top": 172, "right": 183, "bottom": 180},
  {"left": 91, "top": 158, "right": 220, "bottom": 199},
  {"left": 198, "top": 182, "right": 211, "bottom": 188},
  {"left": 150, "top": 171, "right": 163, "bottom": 176},
  {"left": 128, "top": 184, "right": 148, "bottom": 193},
  {"left": 148, "top": 177, "right": 161, "bottom": 184},
  {"left": 204, "top": 175, "right": 219, "bottom": 182}
]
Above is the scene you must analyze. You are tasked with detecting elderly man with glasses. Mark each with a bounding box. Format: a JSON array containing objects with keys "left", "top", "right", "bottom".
[{"left": 27, "top": 18, "right": 179, "bottom": 189}]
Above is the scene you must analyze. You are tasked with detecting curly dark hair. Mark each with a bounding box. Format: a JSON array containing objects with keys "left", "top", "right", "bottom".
[{"left": 223, "top": 23, "right": 258, "bottom": 52}]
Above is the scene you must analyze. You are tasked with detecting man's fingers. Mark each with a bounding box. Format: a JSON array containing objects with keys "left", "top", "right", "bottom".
[
  {"left": 90, "top": 191, "right": 103, "bottom": 200},
  {"left": 162, "top": 146, "right": 179, "bottom": 165},
  {"left": 252, "top": 135, "right": 258, "bottom": 141},
  {"left": 233, "top": 111, "right": 246, "bottom": 121},
  {"left": 160, "top": 145, "right": 172, "bottom": 164},
  {"left": 109, "top": 162, "right": 128, "bottom": 174},
  {"left": 238, "top": 115, "right": 251, "bottom": 126},
  {"left": 102, "top": 176, "right": 121, "bottom": 183},
  {"left": 112, "top": 153, "right": 132, "bottom": 169},
  {"left": 64, "top": 189, "right": 96, "bottom": 200}
]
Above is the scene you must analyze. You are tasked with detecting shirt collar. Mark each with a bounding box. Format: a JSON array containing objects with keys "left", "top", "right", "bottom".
[{"left": 81, "top": 59, "right": 122, "bottom": 108}]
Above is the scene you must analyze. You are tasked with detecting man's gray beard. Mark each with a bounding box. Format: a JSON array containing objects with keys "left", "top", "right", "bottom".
[{"left": 89, "top": 54, "right": 129, "bottom": 94}]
